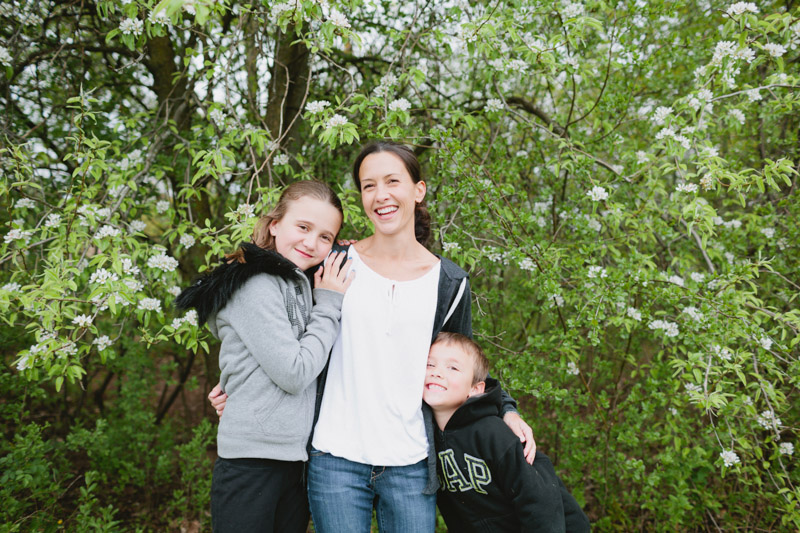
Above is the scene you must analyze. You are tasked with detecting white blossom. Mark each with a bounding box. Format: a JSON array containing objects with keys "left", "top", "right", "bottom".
[
  {"left": 683, "top": 306, "right": 704, "bottom": 322},
  {"left": 16, "top": 353, "right": 33, "bottom": 371},
  {"left": 655, "top": 126, "right": 676, "bottom": 140},
  {"left": 168, "top": 286, "right": 182, "bottom": 297},
  {"left": 587, "top": 186, "right": 608, "bottom": 202},
  {"left": 760, "top": 227, "right": 775, "bottom": 239},
  {"left": 518, "top": 258, "right": 536, "bottom": 271},
  {"left": 129, "top": 220, "right": 147, "bottom": 233},
  {"left": 562, "top": 2, "right": 584, "bottom": 18},
  {"left": 306, "top": 100, "right": 330, "bottom": 114},
  {"left": 720, "top": 449, "right": 741, "bottom": 467},
  {"left": 4, "top": 229, "right": 33, "bottom": 244},
  {"left": 121, "top": 258, "right": 140, "bottom": 276},
  {"left": 627, "top": 307, "right": 642, "bottom": 321},
  {"left": 729, "top": 109, "right": 745, "bottom": 125},
  {"left": 179, "top": 233, "right": 196, "bottom": 249},
  {"left": 566, "top": 361, "right": 580, "bottom": 375},
  {"left": 675, "top": 183, "right": 698, "bottom": 193},
  {"left": 690, "top": 272, "right": 706, "bottom": 283},
  {"left": 380, "top": 73, "right": 398, "bottom": 87},
  {"left": 650, "top": 320, "right": 680, "bottom": 338},
  {"left": 759, "top": 336, "right": 773, "bottom": 351},
  {"left": 636, "top": 151, "right": 648, "bottom": 163},
  {"left": 184, "top": 309, "right": 198, "bottom": 327},
  {"left": 93, "top": 335, "right": 113, "bottom": 351},
  {"left": 485, "top": 99, "right": 504, "bottom": 112},
  {"left": 236, "top": 203, "right": 256, "bottom": 218},
  {"left": 72, "top": 314, "right": 93, "bottom": 328},
  {"left": 138, "top": 297, "right": 162, "bottom": 312},
  {"left": 328, "top": 9, "right": 351, "bottom": 28},
  {"left": 148, "top": 9, "right": 171, "bottom": 26},
  {"left": 273, "top": 154, "right": 290, "bottom": 166},
  {"left": 124, "top": 278, "right": 143, "bottom": 292},
  {"left": 171, "top": 317, "right": 185, "bottom": 329},
  {"left": 388, "top": 98, "right": 411, "bottom": 112},
  {"left": 15, "top": 198, "right": 36, "bottom": 209},
  {"left": 326, "top": 114, "right": 348, "bottom": 129},
  {"left": 147, "top": 253, "right": 179, "bottom": 272},
  {"left": 96, "top": 225, "right": 120, "bottom": 239},
  {"left": 779, "top": 442, "right": 794, "bottom": 456},
  {"left": 45, "top": 214, "right": 62, "bottom": 228},
  {"left": 702, "top": 146, "right": 720, "bottom": 158},
  {"left": 667, "top": 275, "right": 685, "bottom": 287},
  {"left": 119, "top": 17, "right": 144, "bottom": 37},
  {"left": 208, "top": 108, "right": 225, "bottom": 125},
  {"left": 685, "top": 382, "right": 702, "bottom": 394},
  {"left": 2, "top": 280, "right": 21, "bottom": 293},
  {"left": 651, "top": 106, "right": 673, "bottom": 125},
  {"left": 713, "top": 345, "right": 732, "bottom": 361},
  {"left": 586, "top": 217, "right": 602, "bottom": 232},
  {"left": 551, "top": 294, "right": 565, "bottom": 307},
  {"left": 156, "top": 200, "right": 170, "bottom": 214},
  {"left": 697, "top": 88, "right": 713, "bottom": 101},
  {"left": 726, "top": 2, "right": 757, "bottom": 16},
  {"left": 89, "top": 268, "right": 119, "bottom": 285},
  {"left": 747, "top": 88, "right": 762, "bottom": 102},
  {"left": 763, "top": 43, "right": 787, "bottom": 58},
  {"left": 757, "top": 410, "right": 782, "bottom": 429},
  {"left": 442, "top": 242, "right": 460, "bottom": 253},
  {"left": 0, "top": 46, "right": 11, "bottom": 67},
  {"left": 587, "top": 265, "right": 607, "bottom": 279}
]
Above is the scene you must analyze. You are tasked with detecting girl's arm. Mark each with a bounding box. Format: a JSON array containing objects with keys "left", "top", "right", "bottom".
[
  {"left": 444, "top": 277, "right": 537, "bottom": 463},
  {"left": 222, "top": 254, "right": 352, "bottom": 395}
]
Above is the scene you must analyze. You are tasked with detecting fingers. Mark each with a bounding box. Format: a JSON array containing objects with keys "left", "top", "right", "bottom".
[{"left": 208, "top": 383, "right": 222, "bottom": 400}]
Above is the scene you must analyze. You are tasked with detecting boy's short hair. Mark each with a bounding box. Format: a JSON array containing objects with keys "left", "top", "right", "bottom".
[{"left": 432, "top": 332, "right": 489, "bottom": 385}]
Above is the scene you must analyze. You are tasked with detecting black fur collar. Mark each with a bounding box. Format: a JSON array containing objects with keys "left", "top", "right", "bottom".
[{"left": 175, "top": 243, "right": 302, "bottom": 325}]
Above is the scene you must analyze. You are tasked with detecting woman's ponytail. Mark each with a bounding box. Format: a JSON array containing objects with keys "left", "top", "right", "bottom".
[{"left": 414, "top": 200, "right": 431, "bottom": 247}]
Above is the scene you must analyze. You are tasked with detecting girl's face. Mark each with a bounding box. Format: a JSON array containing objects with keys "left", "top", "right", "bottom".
[
  {"left": 269, "top": 196, "right": 342, "bottom": 270},
  {"left": 358, "top": 151, "right": 425, "bottom": 238}
]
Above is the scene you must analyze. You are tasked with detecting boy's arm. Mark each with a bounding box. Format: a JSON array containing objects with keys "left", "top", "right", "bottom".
[{"left": 495, "top": 446, "right": 567, "bottom": 533}]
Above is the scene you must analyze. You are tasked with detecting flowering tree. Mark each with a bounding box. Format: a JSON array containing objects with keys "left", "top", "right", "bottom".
[{"left": 1, "top": 0, "right": 799, "bottom": 529}]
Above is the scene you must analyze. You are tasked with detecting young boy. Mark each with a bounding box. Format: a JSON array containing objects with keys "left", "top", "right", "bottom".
[{"left": 423, "top": 332, "right": 590, "bottom": 532}]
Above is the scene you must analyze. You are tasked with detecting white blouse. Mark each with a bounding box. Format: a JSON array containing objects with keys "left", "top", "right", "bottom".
[{"left": 311, "top": 246, "right": 441, "bottom": 465}]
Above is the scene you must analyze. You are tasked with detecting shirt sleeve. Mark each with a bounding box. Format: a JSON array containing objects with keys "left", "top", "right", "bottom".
[
  {"left": 222, "top": 275, "right": 343, "bottom": 395},
  {"left": 495, "top": 447, "right": 567, "bottom": 533}
]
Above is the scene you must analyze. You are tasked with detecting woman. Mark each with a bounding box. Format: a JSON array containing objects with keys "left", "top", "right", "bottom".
[{"left": 211, "top": 142, "right": 534, "bottom": 531}]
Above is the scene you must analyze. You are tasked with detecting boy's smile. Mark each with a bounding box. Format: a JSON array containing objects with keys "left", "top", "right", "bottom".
[{"left": 423, "top": 342, "right": 485, "bottom": 427}]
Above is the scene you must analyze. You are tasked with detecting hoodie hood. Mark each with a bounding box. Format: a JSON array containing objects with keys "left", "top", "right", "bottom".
[
  {"left": 175, "top": 242, "right": 303, "bottom": 324},
  {"left": 445, "top": 377, "right": 502, "bottom": 430}
]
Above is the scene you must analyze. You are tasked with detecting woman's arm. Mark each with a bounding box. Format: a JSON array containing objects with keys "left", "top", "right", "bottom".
[{"left": 444, "top": 277, "right": 536, "bottom": 463}]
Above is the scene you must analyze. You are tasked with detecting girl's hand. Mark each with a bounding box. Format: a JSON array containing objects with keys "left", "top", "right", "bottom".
[
  {"left": 337, "top": 238, "right": 358, "bottom": 246},
  {"left": 208, "top": 383, "right": 228, "bottom": 417},
  {"left": 314, "top": 251, "right": 354, "bottom": 294}
]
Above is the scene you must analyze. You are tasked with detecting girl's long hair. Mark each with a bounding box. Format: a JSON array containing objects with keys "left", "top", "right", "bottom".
[
  {"left": 226, "top": 180, "right": 343, "bottom": 263},
  {"left": 352, "top": 141, "right": 431, "bottom": 247}
]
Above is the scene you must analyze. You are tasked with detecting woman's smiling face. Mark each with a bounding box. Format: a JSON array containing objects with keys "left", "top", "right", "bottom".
[{"left": 357, "top": 151, "right": 426, "bottom": 237}]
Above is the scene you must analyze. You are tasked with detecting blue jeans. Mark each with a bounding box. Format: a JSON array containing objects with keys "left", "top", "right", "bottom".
[{"left": 307, "top": 450, "right": 436, "bottom": 532}]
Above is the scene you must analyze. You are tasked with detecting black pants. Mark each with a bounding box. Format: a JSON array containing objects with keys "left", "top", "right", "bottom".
[{"left": 211, "top": 457, "right": 309, "bottom": 533}]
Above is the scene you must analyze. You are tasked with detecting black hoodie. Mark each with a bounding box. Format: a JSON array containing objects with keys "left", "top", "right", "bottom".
[{"left": 434, "top": 379, "right": 590, "bottom": 532}]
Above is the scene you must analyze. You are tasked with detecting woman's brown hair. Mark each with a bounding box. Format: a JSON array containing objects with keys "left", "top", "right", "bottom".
[
  {"left": 352, "top": 141, "right": 431, "bottom": 247},
  {"left": 226, "top": 180, "right": 343, "bottom": 263}
]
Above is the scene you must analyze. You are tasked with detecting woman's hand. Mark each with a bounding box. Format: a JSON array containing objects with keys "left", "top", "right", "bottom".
[
  {"left": 503, "top": 412, "right": 536, "bottom": 464},
  {"left": 314, "top": 251, "right": 354, "bottom": 294},
  {"left": 209, "top": 383, "right": 228, "bottom": 417}
]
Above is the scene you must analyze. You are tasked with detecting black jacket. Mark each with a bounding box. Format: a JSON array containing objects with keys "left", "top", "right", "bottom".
[{"left": 435, "top": 379, "right": 590, "bottom": 532}]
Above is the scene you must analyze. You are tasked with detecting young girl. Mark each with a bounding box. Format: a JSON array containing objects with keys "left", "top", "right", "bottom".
[{"left": 177, "top": 181, "right": 353, "bottom": 533}]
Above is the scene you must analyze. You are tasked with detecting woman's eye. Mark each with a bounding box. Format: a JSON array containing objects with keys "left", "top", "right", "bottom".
[
  {"left": 362, "top": 183, "right": 374, "bottom": 190},
  {"left": 298, "top": 225, "right": 308, "bottom": 231},
  {"left": 427, "top": 362, "right": 434, "bottom": 368},
  {"left": 321, "top": 235, "right": 332, "bottom": 243}
]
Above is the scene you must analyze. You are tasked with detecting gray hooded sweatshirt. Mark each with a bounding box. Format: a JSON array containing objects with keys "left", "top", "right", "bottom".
[{"left": 208, "top": 269, "right": 343, "bottom": 462}]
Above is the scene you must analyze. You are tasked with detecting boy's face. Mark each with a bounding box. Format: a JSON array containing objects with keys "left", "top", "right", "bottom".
[{"left": 423, "top": 342, "right": 485, "bottom": 414}]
